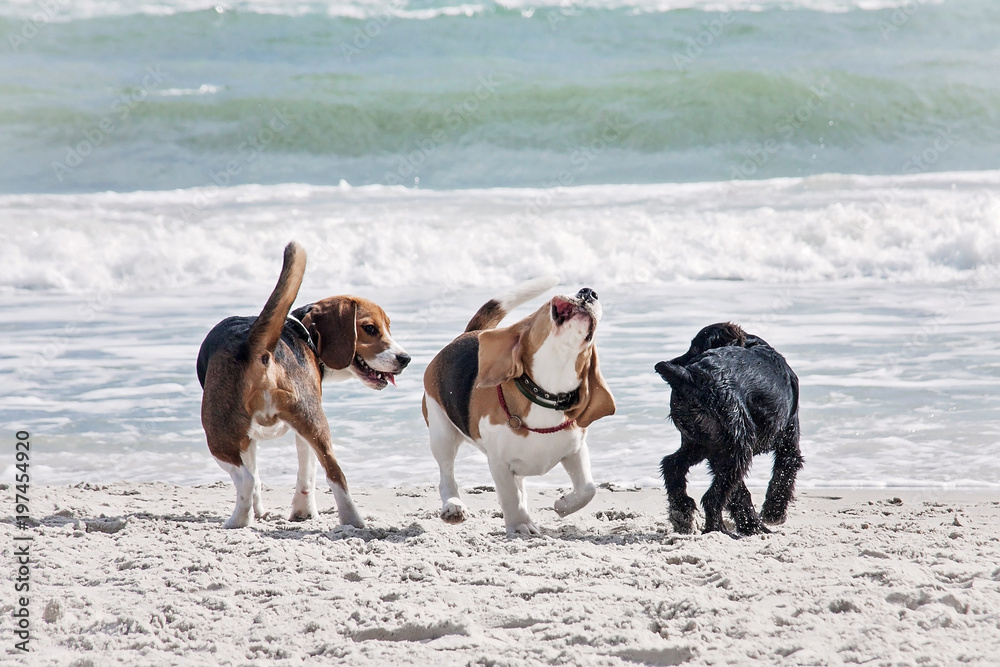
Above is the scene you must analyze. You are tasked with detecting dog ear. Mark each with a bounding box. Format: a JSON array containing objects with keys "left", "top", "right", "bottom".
[
  {"left": 475, "top": 322, "right": 528, "bottom": 388},
  {"left": 305, "top": 298, "right": 357, "bottom": 370},
  {"left": 567, "top": 348, "right": 616, "bottom": 428}
]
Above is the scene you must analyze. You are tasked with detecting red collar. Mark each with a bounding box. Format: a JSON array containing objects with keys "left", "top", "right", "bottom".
[{"left": 496, "top": 384, "right": 576, "bottom": 434}]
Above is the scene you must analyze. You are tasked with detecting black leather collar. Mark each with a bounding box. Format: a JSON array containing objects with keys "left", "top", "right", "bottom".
[
  {"left": 286, "top": 314, "right": 324, "bottom": 371},
  {"left": 514, "top": 373, "right": 580, "bottom": 411}
]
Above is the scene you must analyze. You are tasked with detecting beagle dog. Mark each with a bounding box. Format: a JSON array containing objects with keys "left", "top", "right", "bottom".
[
  {"left": 196, "top": 242, "right": 410, "bottom": 528},
  {"left": 422, "top": 277, "right": 616, "bottom": 536}
]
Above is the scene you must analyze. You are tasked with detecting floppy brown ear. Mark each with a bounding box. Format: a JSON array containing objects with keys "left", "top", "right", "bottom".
[
  {"left": 304, "top": 298, "right": 357, "bottom": 370},
  {"left": 475, "top": 323, "right": 528, "bottom": 388},
  {"left": 566, "top": 348, "right": 616, "bottom": 428}
]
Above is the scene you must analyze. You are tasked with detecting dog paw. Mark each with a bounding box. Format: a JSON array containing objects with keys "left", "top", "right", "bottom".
[
  {"left": 223, "top": 514, "right": 252, "bottom": 529},
  {"left": 288, "top": 511, "right": 315, "bottom": 522},
  {"left": 704, "top": 528, "right": 742, "bottom": 540},
  {"left": 339, "top": 514, "right": 366, "bottom": 529},
  {"left": 760, "top": 511, "right": 787, "bottom": 525},
  {"left": 441, "top": 501, "right": 469, "bottom": 524},
  {"left": 553, "top": 496, "right": 577, "bottom": 517},
  {"left": 507, "top": 521, "right": 541, "bottom": 537},
  {"left": 738, "top": 523, "right": 772, "bottom": 536},
  {"left": 669, "top": 509, "right": 696, "bottom": 534}
]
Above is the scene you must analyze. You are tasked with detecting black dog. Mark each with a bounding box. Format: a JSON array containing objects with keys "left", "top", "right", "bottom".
[{"left": 654, "top": 323, "right": 802, "bottom": 537}]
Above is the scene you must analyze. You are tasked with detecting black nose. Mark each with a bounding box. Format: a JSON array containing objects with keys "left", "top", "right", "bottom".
[
  {"left": 577, "top": 287, "right": 597, "bottom": 303},
  {"left": 396, "top": 353, "right": 411, "bottom": 369}
]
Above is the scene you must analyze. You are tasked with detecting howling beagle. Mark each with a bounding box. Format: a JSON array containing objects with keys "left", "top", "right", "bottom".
[
  {"left": 196, "top": 242, "right": 410, "bottom": 528},
  {"left": 422, "top": 277, "right": 616, "bottom": 536}
]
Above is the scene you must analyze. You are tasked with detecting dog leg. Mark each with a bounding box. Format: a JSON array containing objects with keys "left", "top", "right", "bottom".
[
  {"left": 760, "top": 419, "right": 803, "bottom": 525},
  {"left": 727, "top": 482, "right": 770, "bottom": 535},
  {"left": 555, "top": 445, "right": 597, "bottom": 517},
  {"left": 488, "top": 455, "right": 539, "bottom": 537},
  {"left": 287, "top": 406, "right": 365, "bottom": 529},
  {"left": 702, "top": 456, "right": 747, "bottom": 537},
  {"left": 290, "top": 433, "right": 319, "bottom": 521},
  {"left": 216, "top": 457, "right": 255, "bottom": 529},
  {"left": 242, "top": 440, "right": 266, "bottom": 521},
  {"left": 660, "top": 441, "right": 704, "bottom": 534},
  {"left": 426, "top": 398, "right": 469, "bottom": 524}
]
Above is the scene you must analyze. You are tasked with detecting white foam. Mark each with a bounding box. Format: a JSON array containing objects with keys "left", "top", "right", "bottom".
[
  {"left": 2, "top": 171, "right": 998, "bottom": 294},
  {"left": 0, "top": 0, "right": 948, "bottom": 22},
  {"left": 157, "top": 84, "right": 222, "bottom": 97}
]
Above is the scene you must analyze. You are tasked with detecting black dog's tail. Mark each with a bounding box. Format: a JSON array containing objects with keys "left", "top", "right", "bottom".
[
  {"left": 654, "top": 361, "right": 693, "bottom": 389},
  {"left": 247, "top": 241, "right": 306, "bottom": 363}
]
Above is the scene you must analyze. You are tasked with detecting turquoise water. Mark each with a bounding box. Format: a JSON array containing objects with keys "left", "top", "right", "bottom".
[
  {"left": 1, "top": 0, "right": 998, "bottom": 192},
  {"left": 1, "top": 1, "right": 998, "bottom": 489}
]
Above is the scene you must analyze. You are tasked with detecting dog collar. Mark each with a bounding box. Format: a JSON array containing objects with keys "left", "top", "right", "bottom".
[
  {"left": 514, "top": 373, "right": 580, "bottom": 411},
  {"left": 286, "top": 315, "right": 324, "bottom": 371},
  {"left": 496, "top": 384, "right": 575, "bottom": 434}
]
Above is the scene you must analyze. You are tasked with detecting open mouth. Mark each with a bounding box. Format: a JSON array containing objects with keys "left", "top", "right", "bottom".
[
  {"left": 551, "top": 298, "right": 582, "bottom": 326},
  {"left": 353, "top": 354, "right": 395, "bottom": 389},
  {"left": 551, "top": 298, "right": 596, "bottom": 341}
]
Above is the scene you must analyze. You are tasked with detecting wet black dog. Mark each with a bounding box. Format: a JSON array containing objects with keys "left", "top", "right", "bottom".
[{"left": 654, "top": 323, "right": 802, "bottom": 537}]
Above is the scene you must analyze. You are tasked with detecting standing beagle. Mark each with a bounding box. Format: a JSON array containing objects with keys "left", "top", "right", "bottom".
[
  {"left": 422, "top": 277, "right": 616, "bottom": 536},
  {"left": 196, "top": 242, "right": 409, "bottom": 528}
]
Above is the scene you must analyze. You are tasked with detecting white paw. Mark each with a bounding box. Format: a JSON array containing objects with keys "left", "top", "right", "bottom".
[
  {"left": 290, "top": 493, "right": 318, "bottom": 521},
  {"left": 554, "top": 484, "right": 595, "bottom": 517},
  {"left": 507, "top": 520, "right": 541, "bottom": 537},
  {"left": 554, "top": 495, "right": 575, "bottom": 517},
  {"left": 223, "top": 512, "right": 252, "bottom": 529},
  {"left": 441, "top": 500, "right": 469, "bottom": 524},
  {"left": 338, "top": 508, "right": 366, "bottom": 529}
]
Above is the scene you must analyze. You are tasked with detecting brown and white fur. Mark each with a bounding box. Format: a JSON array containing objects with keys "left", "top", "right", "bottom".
[
  {"left": 422, "top": 277, "right": 616, "bottom": 536},
  {"left": 196, "top": 242, "right": 409, "bottom": 528}
]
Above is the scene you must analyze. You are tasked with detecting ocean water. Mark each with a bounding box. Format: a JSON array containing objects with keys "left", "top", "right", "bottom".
[
  {"left": 1, "top": 0, "right": 998, "bottom": 491},
  {"left": 2, "top": 175, "right": 999, "bottom": 489},
  {"left": 1, "top": 0, "right": 999, "bottom": 192}
]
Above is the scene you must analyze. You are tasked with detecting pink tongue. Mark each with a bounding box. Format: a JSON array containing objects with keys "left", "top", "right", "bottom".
[
  {"left": 386, "top": 374, "right": 396, "bottom": 386},
  {"left": 553, "top": 298, "right": 576, "bottom": 319}
]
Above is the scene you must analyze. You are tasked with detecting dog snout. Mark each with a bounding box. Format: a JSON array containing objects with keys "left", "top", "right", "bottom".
[
  {"left": 577, "top": 287, "right": 597, "bottom": 303},
  {"left": 395, "top": 352, "right": 411, "bottom": 369}
]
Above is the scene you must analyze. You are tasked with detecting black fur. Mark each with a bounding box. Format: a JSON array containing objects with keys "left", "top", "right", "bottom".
[
  {"left": 432, "top": 332, "right": 480, "bottom": 438},
  {"left": 196, "top": 316, "right": 316, "bottom": 389},
  {"left": 655, "top": 323, "right": 802, "bottom": 537}
]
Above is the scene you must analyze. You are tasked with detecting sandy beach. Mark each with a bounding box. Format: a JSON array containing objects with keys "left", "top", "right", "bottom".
[{"left": 4, "top": 482, "right": 998, "bottom": 666}]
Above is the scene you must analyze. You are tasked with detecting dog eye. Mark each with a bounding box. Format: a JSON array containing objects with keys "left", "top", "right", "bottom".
[{"left": 362, "top": 324, "right": 378, "bottom": 336}]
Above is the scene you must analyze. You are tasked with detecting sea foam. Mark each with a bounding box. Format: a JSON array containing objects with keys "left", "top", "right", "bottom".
[{"left": 2, "top": 172, "right": 998, "bottom": 293}]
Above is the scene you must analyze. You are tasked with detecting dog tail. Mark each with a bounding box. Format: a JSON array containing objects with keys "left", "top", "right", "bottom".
[
  {"left": 654, "top": 361, "right": 693, "bottom": 389},
  {"left": 464, "top": 275, "right": 560, "bottom": 332},
  {"left": 247, "top": 241, "right": 307, "bottom": 361}
]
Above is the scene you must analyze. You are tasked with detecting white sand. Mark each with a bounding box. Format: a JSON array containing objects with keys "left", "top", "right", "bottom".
[{"left": 4, "top": 482, "right": 999, "bottom": 666}]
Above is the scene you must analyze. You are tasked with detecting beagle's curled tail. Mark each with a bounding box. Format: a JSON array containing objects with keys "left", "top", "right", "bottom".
[
  {"left": 464, "top": 275, "right": 560, "bottom": 333},
  {"left": 247, "top": 241, "right": 307, "bottom": 361}
]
